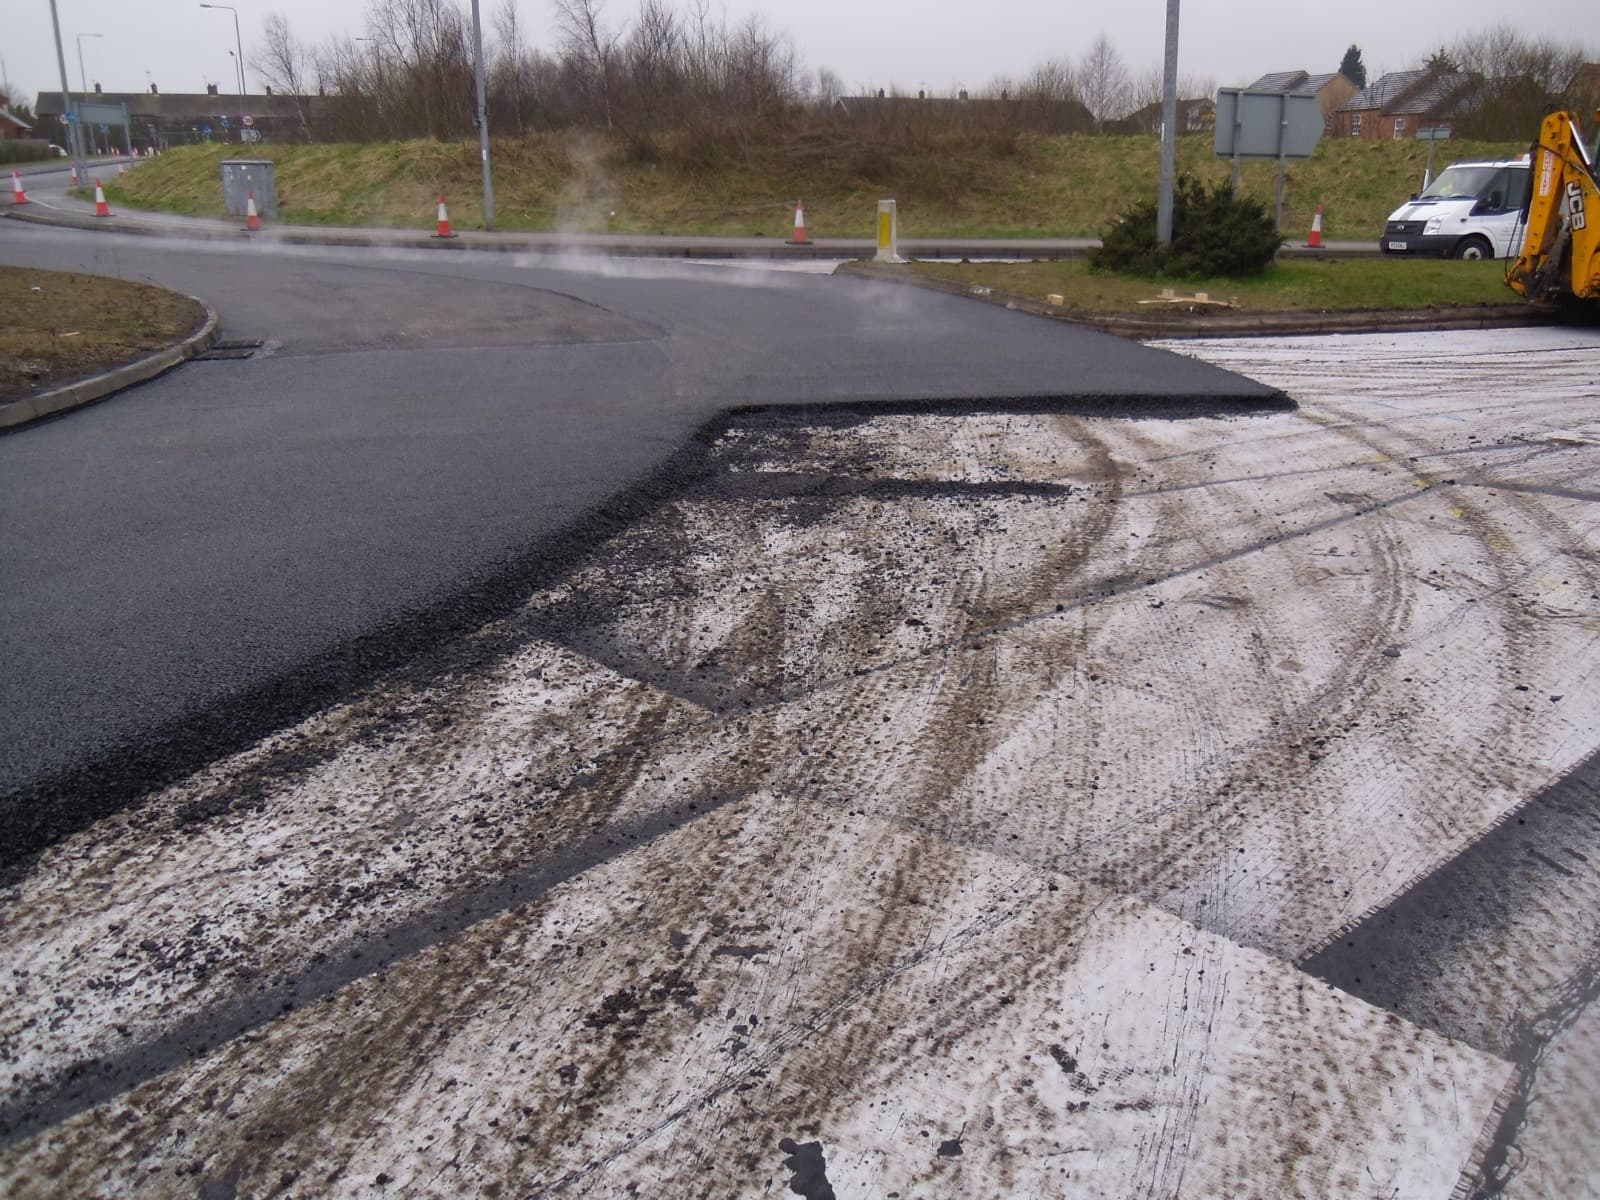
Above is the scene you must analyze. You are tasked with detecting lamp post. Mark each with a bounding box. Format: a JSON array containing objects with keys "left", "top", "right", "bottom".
[
  {"left": 76, "top": 32, "right": 102, "bottom": 155},
  {"left": 200, "top": 3, "right": 246, "bottom": 138},
  {"left": 1155, "top": 0, "right": 1180, "bottom": 246},
  {"left": 469, "top": 0, "right": 494, "bottom": 228},
  {"left": 46, "top": 0, "right": 87, "bottom": 182}
]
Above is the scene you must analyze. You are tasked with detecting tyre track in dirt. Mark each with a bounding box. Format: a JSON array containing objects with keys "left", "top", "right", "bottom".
[{"left": 2, "top": 341, "right": 1596, "bottom": 1194}]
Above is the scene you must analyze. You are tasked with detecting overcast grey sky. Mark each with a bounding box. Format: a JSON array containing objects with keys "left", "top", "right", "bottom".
[{"left": 5, "top": 0, "right": 1596, "bottom": 108}]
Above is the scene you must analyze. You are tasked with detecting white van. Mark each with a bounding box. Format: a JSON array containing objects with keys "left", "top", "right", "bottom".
[{"left": 1380, "top": 157, "right": 1532, "bottom": 260}]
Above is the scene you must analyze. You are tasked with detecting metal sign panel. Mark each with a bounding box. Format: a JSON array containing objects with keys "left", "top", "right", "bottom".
[
  {"left": 1415, "top": 125, "right": 1452, "bottom": 141},
  {"left": 75, "top": 102, "right": 129, "bottom": 127},
  {"left": 1214, "top": 89, "right": 1323, "bottom": 159}
]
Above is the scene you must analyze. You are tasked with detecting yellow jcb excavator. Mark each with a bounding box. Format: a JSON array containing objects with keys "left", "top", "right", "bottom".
[{"left": 1505, "top": 109, "right": 1600, "bottom": 305}]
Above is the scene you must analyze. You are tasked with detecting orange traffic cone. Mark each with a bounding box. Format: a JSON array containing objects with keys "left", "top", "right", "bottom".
[
  {"left": 10, "top": 170, "right": 28, "bottom": 205},
  {"left": 117, "top": 161, "right": 127, "bottom": 176},
  {"left": 1306, "top": 205, "right": 1324, "bottom": 249},
  {"left": 243, "top": 190, "right": 262, "bottom": 232},
  {"left": 93, "top": 180, "right": 111, "bottom": 217},
  {"left": 785, "top": 198, "right": 812, "bottom": 246},
  {"left": 70, "top": 165, "right": 79, "bottom": 187},
  {"left": 432, "top": 195, "right": 457, "bottom": 239}
]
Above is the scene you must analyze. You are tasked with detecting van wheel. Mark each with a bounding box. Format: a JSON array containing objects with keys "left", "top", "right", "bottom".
[{"left": 1453, "top": 236, "right": 1493, "bottom": 261}]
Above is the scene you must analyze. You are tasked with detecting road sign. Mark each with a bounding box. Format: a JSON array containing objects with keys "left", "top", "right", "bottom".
[
  {"left": 1214, "top": 89, "right": 1324, "bottom": 234},
  {"left": 241, "top": 114, "right": 254, "bottom": 128},
  {"left": 1416, "top": 126, "right": 1452, "bottom": 141},
  {"left": 1213, "top": 90, "right": 1324, "bottom": 159}
]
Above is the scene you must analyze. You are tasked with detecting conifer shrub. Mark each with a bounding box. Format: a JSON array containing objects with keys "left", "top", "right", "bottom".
[{"left": 1091, "top": 175, "right": 1282, "bottom": 277}]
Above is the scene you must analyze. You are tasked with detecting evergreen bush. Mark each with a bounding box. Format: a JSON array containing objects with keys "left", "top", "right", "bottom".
[{"left": 1091, "top": 175, "right": 1282, "bottom": 277}]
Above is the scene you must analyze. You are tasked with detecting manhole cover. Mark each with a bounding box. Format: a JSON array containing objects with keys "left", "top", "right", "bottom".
[{"left": 196, "top": 339, "right": 265, "bottom": 361}]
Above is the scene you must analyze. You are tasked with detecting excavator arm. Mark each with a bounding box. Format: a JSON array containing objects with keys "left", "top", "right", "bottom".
[{"left": 1506, "top": 110, "right": 1600, "bottom": 304}]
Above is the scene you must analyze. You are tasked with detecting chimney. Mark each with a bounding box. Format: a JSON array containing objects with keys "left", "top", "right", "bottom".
[
  {"left": 94, "top": 82, "right": 103, "bottom": 94},
  {"left": 207, "top": 83, "right": 219, "bottom": 95},
  {"left": 264, "top": 84, "right": 273, "bottom": 96},
  {"left": 150, "top": 83, "right": 158, "bottom": 95}
]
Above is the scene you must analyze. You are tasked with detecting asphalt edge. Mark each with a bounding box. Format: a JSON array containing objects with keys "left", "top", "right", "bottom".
[
  {"left": 0, "top": 390, "right": 1289, "bottom": 882},
  {"left": 836, "top": 259, "right": 1561, "bottom": 340},
  {"left": 0, "top": 294, "right": 221, "bottom": 431}
]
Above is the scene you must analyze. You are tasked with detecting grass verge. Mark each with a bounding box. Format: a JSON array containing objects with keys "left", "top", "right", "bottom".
[
  {"left": 103, "top": 130, "right": 1524, "bottom": 241},
  {"left": 0, "top": 267, "right": 205, "bottom": 403},
  {"left": 904, "top": 257, "right": 1517, "bottom": 314}
]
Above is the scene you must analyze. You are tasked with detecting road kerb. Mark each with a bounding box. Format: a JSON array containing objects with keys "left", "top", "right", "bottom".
[{"left": 0, "top": 299, "right": 221, "bottom": 431}]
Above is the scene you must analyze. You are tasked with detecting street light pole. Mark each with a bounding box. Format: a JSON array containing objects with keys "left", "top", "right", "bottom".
[
  {"left": 200, "top": 4, "right": 246, "bottom": 139},
  {"left": 76, "top": 32, "right": 102, "bottom": 155},
  {"left": 1155, "top": 0, "right": 1181, "bottom": 246},
  {"left": 46, "top": 1, "right": 86, "bottom": 180},
  {"left": 470, "top": 0, "right": 495, "bottom": 229}
]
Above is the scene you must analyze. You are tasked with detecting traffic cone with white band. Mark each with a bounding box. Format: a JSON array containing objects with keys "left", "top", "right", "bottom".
[
  {"left": 70, "top": 165, "right": 79, "bottom": 187},
  {"left": 786, "top": 198, "right": 812, "bottom": 245},
  {"left": 1306, "top": 205, "right": 1324, "bottom": 248},
  {"left": 10, "top": 170, "right": 28, "bottom": 205},
  {"left": 93, "top": 180, "right": 111, "bottom": 217},
  {"left": 432, "top": 195, "right": 457, "bottom": 238},
  {"left": 243, "top": 189, "right": 262, "bottom": 231}
]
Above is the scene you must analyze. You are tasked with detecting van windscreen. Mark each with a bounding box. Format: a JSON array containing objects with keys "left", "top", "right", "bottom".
[{"left": 1419, "top": 165, "right": 1500, "bottom": 199}]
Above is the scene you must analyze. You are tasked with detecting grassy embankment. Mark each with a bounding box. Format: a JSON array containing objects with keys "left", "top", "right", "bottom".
[
  {"left": 0, "top": 267, "right": 205, "bottom": 402},
  {"left": 104, "top": 129, "right": 1523, "bottom": 243}
]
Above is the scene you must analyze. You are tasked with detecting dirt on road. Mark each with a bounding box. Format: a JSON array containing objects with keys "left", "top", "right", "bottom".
[{"left": 1, "top": 329, "right": 1598, "bottom": 1197}]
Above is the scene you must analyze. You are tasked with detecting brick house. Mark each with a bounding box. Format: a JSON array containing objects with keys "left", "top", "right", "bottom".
[
  {"left": 1244, "top": 70, "right": 1359, "bottom": 133},
  {"left": 0, "top": 97, "right": 34, "bottom": 141},
  {"left": 1333, "top": 70, "right": 1474, "bottom": 140}
]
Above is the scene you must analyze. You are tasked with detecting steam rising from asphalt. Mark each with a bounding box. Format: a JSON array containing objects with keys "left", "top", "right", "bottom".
[{"left": 8, "top": 224, "right": 848, "bottom": 293}]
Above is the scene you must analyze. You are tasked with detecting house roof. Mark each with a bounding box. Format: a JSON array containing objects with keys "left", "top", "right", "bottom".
[
  {"left": 1340, "top": 69, "right": 1429, "bottom": 111},
  {"left": 0, "top": 107, "right": 33, "bottom": 133},
  {"left": 1246, "top": 71, "right": 1347, "bottom": 95},
  {"left": 1388, "top": 72, "right": 1471, "bottom": 116},
  {"left": 1247, "top": 70, "right": 1310, "bottom": 92}
]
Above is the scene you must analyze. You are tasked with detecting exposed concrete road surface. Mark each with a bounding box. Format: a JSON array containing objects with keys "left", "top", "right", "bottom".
[{"left": 1, "top": 229, "right": 1597, "bottom": 1198}]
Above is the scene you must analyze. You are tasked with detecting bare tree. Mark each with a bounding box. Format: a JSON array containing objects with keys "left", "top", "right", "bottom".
[
  {"left": 1078, "top": 33, "right": 1130, "bottom": 130},
  {"left": 1444, "top": 23, "right": 1593, "bottom": 138},
  {"left": 553, "top": 0, "right": 621, "bottom": 129},
  {"left": 812, "top": 67, "right": 844, "bottom": 109},
  {"left": 1023, "top": 58, "right": 1077, "bottom": 104},
  {"left": 621, "top": 0, "right": 682, "bottom": 125},
  {"left": 254, "top": 12, "right": 314, "bottom": 137},
  {"left": 491, "top": 0, "right": 532, "bottom": 133}
]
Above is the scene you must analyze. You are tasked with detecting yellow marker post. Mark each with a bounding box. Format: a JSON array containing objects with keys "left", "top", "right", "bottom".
[{"left": 875, "top": 199, "right": 905, "bottom": 264}]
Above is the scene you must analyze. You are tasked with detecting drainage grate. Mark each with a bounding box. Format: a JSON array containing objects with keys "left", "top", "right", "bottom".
[{"left": 196, "top": 339, "right": 265, "bottom": 361}]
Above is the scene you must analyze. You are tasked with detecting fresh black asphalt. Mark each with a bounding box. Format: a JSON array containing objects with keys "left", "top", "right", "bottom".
[{"left": 0, "top": 224, "right": 1282, "bottom": 865}]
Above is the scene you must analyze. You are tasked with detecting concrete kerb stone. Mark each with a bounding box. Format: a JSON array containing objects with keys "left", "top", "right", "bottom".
[
  {"left": 837, "top": 259, "right": 1559, "bottom": 340},
  {"left": 0, "top": 298, "right": 221, "bottom": 432}
]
